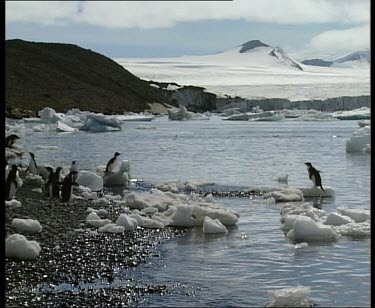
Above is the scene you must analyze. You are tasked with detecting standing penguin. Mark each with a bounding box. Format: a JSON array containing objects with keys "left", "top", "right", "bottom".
[
  {"left": 105, "top": 152, "right": 121, "bottom": 173},
  {"left": 26, "top": 152, "right": 39, "bottom": 175},
  {"left": 305, "top": 162, "right": 325, "bottom": 191},
  {"left": 70, "top": 161, "right": 78, "bottom": 181},
  {"left": 61, "top": 171, "right": 79, "bottom": 203},
  {"left": 52, "top": 167, "right": 63, "bottom": 198},
  {"left": 44, "top": 167, "right": 55, "bottom": 199},
  {"left": 6, "top": 164, "right": 20, "bottom": 201}
]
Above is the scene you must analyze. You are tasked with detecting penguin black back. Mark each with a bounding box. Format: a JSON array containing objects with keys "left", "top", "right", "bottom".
[
  {"left": 5, "top": 134, "right": 20, "bottom": 148},
  {"left": 52, "top": 167, "right": 63, "bottom": 198},
  {"left": 6, "top": 164, "right": 19, "bottom": 201},
  {"left": 61, "top": 171, "right": 79, "bottom": 202},
  {"left": 305, "top": 162, "right": 325, "bottom": 191},
  {"left": 105, "top": 152, "right": 120, "bottom": 173}
]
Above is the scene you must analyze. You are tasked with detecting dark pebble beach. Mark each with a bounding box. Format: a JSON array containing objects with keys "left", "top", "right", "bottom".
[{"left": 5, "top": 180, "right": 187, "bottom": 307}]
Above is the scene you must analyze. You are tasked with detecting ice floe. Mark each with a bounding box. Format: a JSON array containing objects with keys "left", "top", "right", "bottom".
[
  {"left": 168, "top": 105, "right": 208, "bottom": 121},
  {"left": 332, "top": 107, "right": 370, "bottom": 120},
  {"left": 203, "top": 216, "right": 228, "bottom": 234},
  {"left": 264, "top": 188, "right": 304, "bottom": 202},
  {"left": 76, "top": 171, "right": 104, "bottom": 192},
  {"left": 346, "top": 125, "right": 370, "bottom": 153},
  {"left": 86, "top": 212, "right": 112, "bottom": 228},
  {"left": 267, "top": 285, "right": 311, "bottom": 307},
  {"left": 5, "top": 234, "right": 41, "bottom": 260}
]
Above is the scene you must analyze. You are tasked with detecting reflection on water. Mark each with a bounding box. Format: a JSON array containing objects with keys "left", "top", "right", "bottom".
[{"left": 8, "top": 117, "right": 370, "bottom": 307}]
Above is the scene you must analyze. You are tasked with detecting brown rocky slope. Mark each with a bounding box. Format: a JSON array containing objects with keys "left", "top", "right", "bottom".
[{"left": 5, "top": 39, "right": 171, "bottom": 116}]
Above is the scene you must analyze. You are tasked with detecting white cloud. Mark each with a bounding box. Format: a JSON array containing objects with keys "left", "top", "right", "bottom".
[
  {"left": 307, "top": 24, "right": 370, "bottom": 57},
  {"left": 6, "top": 0, "right": 370, "bottom": 29}
]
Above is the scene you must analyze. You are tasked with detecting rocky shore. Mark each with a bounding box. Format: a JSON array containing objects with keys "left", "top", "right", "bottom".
[{"left": 5, "top": 181, "right": 187, "bottom": 307}]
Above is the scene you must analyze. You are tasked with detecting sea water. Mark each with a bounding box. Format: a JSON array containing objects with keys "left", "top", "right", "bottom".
[{"left": 12, "top": 116, "right": 370, "bottom": 307}]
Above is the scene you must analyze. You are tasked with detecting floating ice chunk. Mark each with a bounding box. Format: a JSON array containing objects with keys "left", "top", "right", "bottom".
[
  {"left": 264, "top": 188, "right": 303, "bottom": 202},
  {"left": 323, "top": 213, "right": 355, "bottom": 226},
  {"left": 337, "top": 208, "right": 370, "bottom": 223},
  {"left": 287, "top": 216, "right": 339, "bottom": 241},
  {"left": 5, "top": 199, "right": 21, "bottom": 208},
  {"left": 358, "top": 119, "right": 370, "bottom": 127},
  {"left": 103, "top": 166, "right": 130, "bottom": 187},
  {"left": 86, "top": 212, "right": 112, "bottom": 228},
  {"left": 56, "top": 121, "right": 78, "bottom": 133},
  {"left": 38, "top": 107, "right": 58, "bottom": 123},
  {"left": 168, "top": 204, "right": 198, "bottom": 227},
  {"left": 346, "top": 126, "right": 370, "bottom": 153},
  {"left": 80, "top": 113, "right": 122, "bottom": 132},
  {"left": 281, "top": 214, "right": 301, "bottom": 231},
  {"left": 332, "top": 107, "right": 370, "bottom": 120},
  {"left": 31, "top": 188, "right": 43, "bottom": 194},
  {"left": 116, "top": 214, "right": 138, "bottom": 230},
  {"left": 98, "top": 223, "right": 125, "bottom": 233},
  {"left": 333, "top": 221, "right": 370, "bottom": 237},
  {"left": 294, "top": 242, "right": 308, "bottom": 249},
  {"left": 276, "top": 174, "right": 288, "bottom": 183},
  {"left": 168, "top": 105, "right": 200, "bottom": 121},
  {"left": 5, "top": 234, "right": 41, "bottom": 260},
  {"left": 362, "top": 144, "right": 371, "bottom": 153},
  {"left": 76, "top": 171, "right": 103, "bottom": 192},
  {"left": 11, "top": 218, "right": 42, "bottom": 233},
  {"left": 203, "top": 216, "right": 228, "bottom": 234},
  {"left": 205, "top": 209, "right": 239, "bottom": 226},
  {"left": 298, "top": 187, "right": 335, "bottom": 198},
  {"left": 267, "top": 286, "right": 311, "bottom": 307}
]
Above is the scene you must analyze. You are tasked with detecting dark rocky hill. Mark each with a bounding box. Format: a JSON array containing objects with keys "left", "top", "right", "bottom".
[{"left": 5, "top": 39, "right": 171, "bottom": 117}]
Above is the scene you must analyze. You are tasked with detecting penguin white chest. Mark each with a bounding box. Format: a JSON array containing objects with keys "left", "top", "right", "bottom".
[
  {"left": 8, "top": 182, "right": 17, "bottom": 200},
  {"left": 29, "top": 160, "right": 38, "bottom": 175}
]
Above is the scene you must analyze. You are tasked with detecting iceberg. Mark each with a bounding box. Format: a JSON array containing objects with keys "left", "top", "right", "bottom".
[
  {"left": 297, "top": 187, "right": 335, "bottom": 198},
  {"left": 346, "top": 125, "right": 370, "bottom": 153},
  {"left": 97, "top": 160, "right": 130, "bottom": 187},
  {"left": 116, "top": 113, "right": 154, "bottom": 122},
  {"left": 287, "top": 216, "right": 339, "bottom": 241},
  {"left": 332, "top": 107, "right": 371, "bottom": 120},
  {"left": 168, "top": 105, "right": 206, "bottom": 121},
  {"left": 80, "top": 114, "right": 122, "bottom": 132},
  {"left": 76, "top": 171, "right": 104, "bottom": 192},
  {"left": 56, "top": 121, "right": 78, "bottom": 133},
  {"left": 203, "top": 216, "right": 228, "bottom": 234}
]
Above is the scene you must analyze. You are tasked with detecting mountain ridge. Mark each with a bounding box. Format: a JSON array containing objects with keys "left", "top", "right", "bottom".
[{"left": 5, "top": 39, "right": 171, "bottom": 116}]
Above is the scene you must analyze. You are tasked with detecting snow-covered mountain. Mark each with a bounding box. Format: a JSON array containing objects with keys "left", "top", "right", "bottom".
[
  {"left": 302, "top": 50, "right": 370, "bottom": 68},
  {"left": 211, "top": 40, "right": 304, "bottom": 71}
]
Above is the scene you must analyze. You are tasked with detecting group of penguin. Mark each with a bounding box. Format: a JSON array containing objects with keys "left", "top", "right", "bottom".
[
  {"left": 6, "top": 133, "right": 325, "bottom": 202},
  {"left": 5, "top": 136, "right": 123, "bottom": 203}
]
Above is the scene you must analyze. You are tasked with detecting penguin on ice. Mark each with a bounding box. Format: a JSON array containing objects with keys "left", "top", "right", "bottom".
[
  {"left": 61, "top": 171, "right": 79, "bottom": 203},
  {"left": 305, "top": 162, "right": 325, "bottom": 191},
  {"left": 105, "top": 152, "right": 121, "bottom": 173},
  {"left": 6, "top": 164, "right": 21, "bottom": 201},
  {"left": 26, "top": 152, "right": 39, "bottom": 175}
]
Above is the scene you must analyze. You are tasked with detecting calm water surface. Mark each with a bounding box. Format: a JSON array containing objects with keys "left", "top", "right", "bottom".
[{"left": 14, "top": 116, "right": 371, "bottom": 307}]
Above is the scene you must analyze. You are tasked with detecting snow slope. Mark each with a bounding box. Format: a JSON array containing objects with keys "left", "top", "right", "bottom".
[{"left": 115, "top": 41, "right": 369, "bottom": 101}]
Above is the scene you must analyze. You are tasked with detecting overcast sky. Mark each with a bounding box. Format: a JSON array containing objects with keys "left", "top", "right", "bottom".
[{"left": 5, "top": 0, "right": 370, "bottom": 60}]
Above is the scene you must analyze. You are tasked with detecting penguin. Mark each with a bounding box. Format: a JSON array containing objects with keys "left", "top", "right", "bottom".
[
  {"left": 105, "top": 152, "right": 121, "bottom": 173},
  {"left": 305, "top": 162, "right": 325, "bottom": 191},
  {"left": 44, "top": 167, "right": 55, "bottom": 198},
  {"left": 5, "top": 134, "right": 20, "bottom": 148},
  {"left": 70, "top": 161, "right": 78, "bottom": 181},
  {"left": 5, "top": 164, "right": 20, "bottom": 201},
  {"left": 5, "top": 161, "right": 9, "bottom": 181},
  {"left": 26, "top": 152, "right": 39, "bottom": 175},
  {"left": 52, "top": 167, "right": 63, "bottom": 198},
  {"left": 61, "top": 171, "right": 79, "bottom": 203}
]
